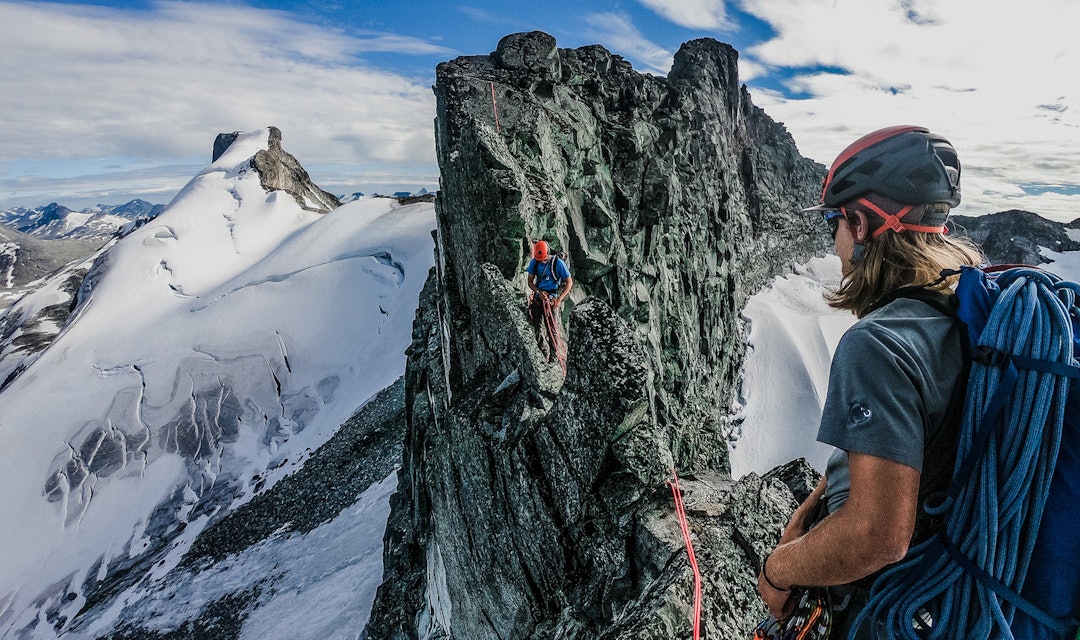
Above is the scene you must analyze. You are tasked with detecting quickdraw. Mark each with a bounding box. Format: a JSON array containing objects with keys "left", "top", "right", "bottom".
[{"left": 754, "top": 589, "right": 832, "bottom": 640}]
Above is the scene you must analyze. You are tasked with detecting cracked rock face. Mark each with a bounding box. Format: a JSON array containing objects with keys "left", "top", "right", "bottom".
[{"left": 366, "top": 32, "right": 826, "bottom": 639}]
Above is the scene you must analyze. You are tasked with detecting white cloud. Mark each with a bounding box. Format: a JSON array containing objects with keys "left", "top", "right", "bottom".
[
  {"left": 635, "top": 0, "right": 733, "bottom": 30},
  {"left": 583, "top": 12, "right": 674, "bottom": 75},
  {"left": 739, "top": 0, "right": 1080, "bottom": 219},
  {"left": 0, "top": 1, "right": 443, "bottom": 197}
]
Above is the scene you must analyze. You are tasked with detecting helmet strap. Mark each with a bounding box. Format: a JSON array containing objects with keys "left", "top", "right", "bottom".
[{"left": 857, "top": 197, "right": 946, "bottom": 238}]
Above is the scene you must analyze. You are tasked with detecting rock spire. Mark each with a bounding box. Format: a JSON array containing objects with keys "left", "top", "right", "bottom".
[{"left": 366, "top": 32, "right": 827, "bottom": 638}]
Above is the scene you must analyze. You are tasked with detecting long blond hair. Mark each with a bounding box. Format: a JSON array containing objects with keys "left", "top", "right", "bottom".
[{"left": 827, "top": 203, "right": 985, "bottom": 317}]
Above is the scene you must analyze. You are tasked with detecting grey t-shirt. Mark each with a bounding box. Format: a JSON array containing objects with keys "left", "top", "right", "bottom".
[{"left": 818, "top": 297, "right": 963, "bottom": 515}]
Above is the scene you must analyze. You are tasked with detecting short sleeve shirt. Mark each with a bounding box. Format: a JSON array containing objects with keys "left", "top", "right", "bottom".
[
  {"left": 526, "top": 257, "right": 571, "bottom": 293},
  {"left": 818, "top": 298, "right": 963, "bottom": 515}
]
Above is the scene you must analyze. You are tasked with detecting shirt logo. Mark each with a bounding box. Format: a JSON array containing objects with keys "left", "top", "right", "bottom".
[{"left": 848, "top": 402, "right": 873, "bottom": 425}]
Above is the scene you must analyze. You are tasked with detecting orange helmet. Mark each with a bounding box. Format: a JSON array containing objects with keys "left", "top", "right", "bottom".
[{"left": 532, "top": 240, "right": 549, "bottom": 261}]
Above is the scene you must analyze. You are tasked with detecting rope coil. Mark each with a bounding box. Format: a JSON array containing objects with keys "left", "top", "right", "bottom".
[{"left": 855, "top": 268, "right": 1078, "bottom": 638}]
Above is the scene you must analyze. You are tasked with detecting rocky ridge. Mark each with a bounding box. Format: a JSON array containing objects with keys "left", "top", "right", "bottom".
[
  {"left": 951, "top": 210, "right": 1080, "bottom": 265},
  {"left": 366, "top": 32, "right": 828, "bottom": 639}
]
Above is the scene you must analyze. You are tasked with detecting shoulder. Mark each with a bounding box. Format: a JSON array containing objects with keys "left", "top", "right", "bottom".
[
  {"left": 833, "top": 300, "right": 963, "bottom": 384},
  {"left": 839, "top": 298, "right": 956, "bottom": 362},
  {"left": 555, "top": 257, "right": 570, "bottom": 274},
  {"left": 526, "top": 259, "right": 538, "bottom": 273}
]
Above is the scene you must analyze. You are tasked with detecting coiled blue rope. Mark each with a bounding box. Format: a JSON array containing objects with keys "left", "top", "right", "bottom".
[{"left": 852, "top": 268, "right": 1078, "bottom": 639}]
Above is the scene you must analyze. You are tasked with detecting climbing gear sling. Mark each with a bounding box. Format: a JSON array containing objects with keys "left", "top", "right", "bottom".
[{"left": 754, "top": 589, "right": 832, "bottom": 640}]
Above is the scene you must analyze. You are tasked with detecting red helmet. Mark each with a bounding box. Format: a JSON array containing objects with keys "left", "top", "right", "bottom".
[{"left": 532, "top": 240, "right": 549, "bottom": 261}]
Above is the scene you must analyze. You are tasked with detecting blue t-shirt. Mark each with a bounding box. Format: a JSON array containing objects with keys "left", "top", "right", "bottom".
[{"left": 526, "top": 257, "right": 570, "bottom": 293}]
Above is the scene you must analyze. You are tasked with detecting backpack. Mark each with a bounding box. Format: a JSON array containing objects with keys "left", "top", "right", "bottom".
[
  {"left": 533, "top": 254, "right": 568, "bottom": 292},
  {"left": 854, "top": 266, "right": 1080, "bottom": 639}
]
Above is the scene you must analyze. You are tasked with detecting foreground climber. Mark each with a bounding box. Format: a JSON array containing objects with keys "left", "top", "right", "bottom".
[
  {"left": 755, "top": 126, "right": 984, "bottom": 638},
  {"left": 525, "top": 240, "right": 573, "bottom": 366}
]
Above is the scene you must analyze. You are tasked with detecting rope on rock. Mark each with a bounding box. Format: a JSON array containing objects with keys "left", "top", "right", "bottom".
[
  {"left": 854, "top": 267, "right": 1079, "bottom": 638},
  {"left": 669, "top": 468, "right": 702, "bottom": 640},
  {"left": 489, "top": 81, "right": 501, "bottom": 132},
  {"left": 541, "top": 294, "right": 567, "bottom": 374}
]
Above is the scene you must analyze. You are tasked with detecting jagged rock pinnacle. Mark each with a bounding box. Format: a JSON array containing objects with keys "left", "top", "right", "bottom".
[
  {"left": 214, "top": 127, "right": 342, "bottom": 214},
  {"left": 367, "top": 31, "right": 828, "bottom": 638}
]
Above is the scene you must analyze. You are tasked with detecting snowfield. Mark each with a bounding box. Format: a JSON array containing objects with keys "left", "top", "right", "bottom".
[{"left": 0, "top": 129, "right": 436, "bottom": 639}]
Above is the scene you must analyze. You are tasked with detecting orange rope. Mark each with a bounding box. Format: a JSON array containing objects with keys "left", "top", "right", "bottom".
[
  {"left": 669, "top": 469, "right": 702, "bottom": 639},
  {"left": 490, "top": 81, "right": 501, "bottom": 132}
]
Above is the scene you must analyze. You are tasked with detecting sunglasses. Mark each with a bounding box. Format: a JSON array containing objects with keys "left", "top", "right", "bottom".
[{"left": 821, "top": 210, "right": 845, "bottom": 239}]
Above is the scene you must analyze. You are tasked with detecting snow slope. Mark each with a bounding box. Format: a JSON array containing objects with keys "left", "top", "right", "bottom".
[
  {"left": 731, "top": 246, "right": 1080, "bottom": 479},
  {"left": 729, "top": 255, "right": 854, "bottom": 478},
  {"left": 0, "top": 129, "right": 435, "bottom": 639}
]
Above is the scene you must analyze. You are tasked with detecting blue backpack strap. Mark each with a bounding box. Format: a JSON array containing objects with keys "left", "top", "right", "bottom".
[
  {"left": 937, "top": 534, "right": 1077, "bottom": 635},
  {"left": 1010, "top": 354, "right": 1080, "bottom": 379}
]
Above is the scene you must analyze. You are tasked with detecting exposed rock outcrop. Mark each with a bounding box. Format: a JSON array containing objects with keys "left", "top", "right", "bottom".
[
  {"left": 88, "top": 377, "right": 408, "bottom": 639},
  {"left": 366, "top": 32, "right": 827, "bottom": 639},
  {"left": 217, "top": 127, "right": 342, "bottom": 214},
  {"left": 0, "top": 222, "right": 103, "bottom": 293},
  {"left": 951, "top": 210, "right": 1080, "bottom": 265}
]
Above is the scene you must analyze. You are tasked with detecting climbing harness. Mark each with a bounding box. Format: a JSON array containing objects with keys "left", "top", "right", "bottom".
[
  {"left": 753, "top": 589, "right": 832, "bottom": 640},
  {"left": 669, "top": 469, "right": 702, "bottom": 640},
  {"left": 853, "top": 266, "right": 1080, "bottom": 639}
]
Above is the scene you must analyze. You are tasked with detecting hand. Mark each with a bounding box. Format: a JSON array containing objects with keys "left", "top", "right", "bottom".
[
  {"left": 779, "top": 509, "right": 812, "bottom": 545},
  {"left": 758, "top": 570, "right": 795, "bottom": 620}
]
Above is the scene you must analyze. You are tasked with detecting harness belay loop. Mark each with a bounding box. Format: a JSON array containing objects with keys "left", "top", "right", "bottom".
[{"left": 854, "top": 267, "right": 1080, "bottom": 638}]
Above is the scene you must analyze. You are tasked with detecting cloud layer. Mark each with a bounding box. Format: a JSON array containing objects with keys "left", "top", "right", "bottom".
[
  {"left": 735, "top": 0, "right": 1080, "bottom": 220},
  {"left": 4, "top": 0, "right": 1079, "bottom": 221},
  {"left": 0, "top": 1, "right": 442, "bottom": 206}
]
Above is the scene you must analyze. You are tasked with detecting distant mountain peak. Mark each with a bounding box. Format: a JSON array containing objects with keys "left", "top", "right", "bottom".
[{"left": 215, "top": 126, "right": 342, "bottom": 214}]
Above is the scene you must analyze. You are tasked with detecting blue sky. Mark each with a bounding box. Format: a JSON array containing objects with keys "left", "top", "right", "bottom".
[{"left": 2, "top": 0, "right": 1080, "bottom": 221}]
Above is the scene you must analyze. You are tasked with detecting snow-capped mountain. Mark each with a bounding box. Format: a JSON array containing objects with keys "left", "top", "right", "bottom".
[
  {"left": 2, "top": 120, "right": 1077, "bottom": 639},
  {"left": 0, "top": 128, "right": 435, "bottom": 639},
  {"left": 0, "top": 200, "right": 165, "bottom": 309},
  {"left": 0, "top": 199, "right": 165, "bottom": 241}
]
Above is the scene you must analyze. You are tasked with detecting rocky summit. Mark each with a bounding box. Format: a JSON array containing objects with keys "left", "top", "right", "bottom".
[
  {"left": 365, "top": 32, "right": 828, "bottom": 639},
  {"left": 216, "top": 126, "right": 342, "bottom": 214}
]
